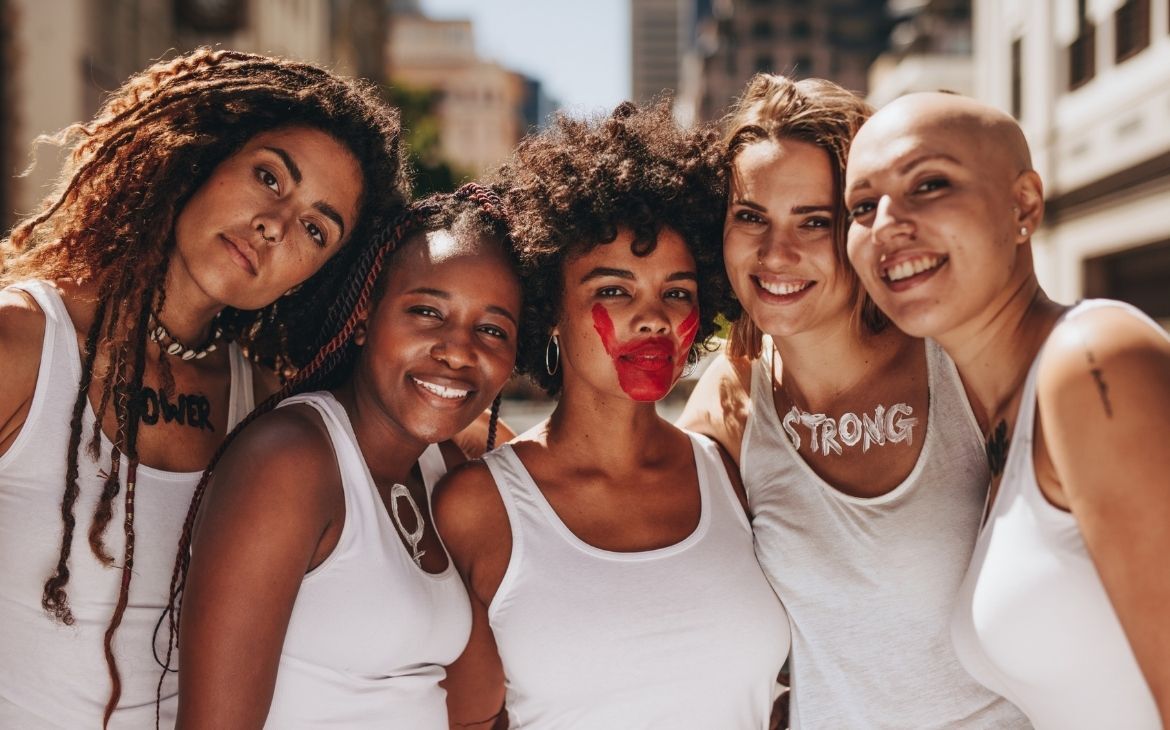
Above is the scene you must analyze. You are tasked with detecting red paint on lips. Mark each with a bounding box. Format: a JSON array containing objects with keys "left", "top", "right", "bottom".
[{"left": 591, "top": 303, "right": 681, "bottom": 402}]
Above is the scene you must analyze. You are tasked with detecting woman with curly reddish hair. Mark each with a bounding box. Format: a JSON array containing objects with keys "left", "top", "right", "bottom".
[
  {"left": 433, "top": 101, "right": 789, "bottom": 728},
  {"left": 0, "top": 48, "right": 407, "bottom": 727}
]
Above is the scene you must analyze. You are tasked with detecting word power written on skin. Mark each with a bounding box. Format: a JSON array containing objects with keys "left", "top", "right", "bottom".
[
  {"left": 782, "top": 404, "right": 917, "bottom": 456},
  {"left": 591, "top": 304, "right": 700, "bottom": 402}
]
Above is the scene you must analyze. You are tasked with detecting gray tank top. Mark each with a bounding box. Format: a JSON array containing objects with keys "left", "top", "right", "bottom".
[{"left": 743, "top": 337, "right": 1029, "bottom": 728}]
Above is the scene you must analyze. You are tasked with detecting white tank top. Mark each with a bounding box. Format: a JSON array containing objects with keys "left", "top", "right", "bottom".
[
  {"left": 0, "top": 279, "right": 255, "bottom": 729},
  {"left": 263, "top": 391, "right": 471, "bottom": 729},
  {"left": 950, "top": 300, "right": 1163, "bottom": 729},
  {"left": 482, "top": 431, "right": 789, "bottom": 729},
  {"left": 744, "top": 337, "right": 1028, "bottom": 729}
]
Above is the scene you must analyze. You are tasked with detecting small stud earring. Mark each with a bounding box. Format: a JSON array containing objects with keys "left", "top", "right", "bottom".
[{"left": 1019, "top": 226, "right": 1028, "bottom": 236}]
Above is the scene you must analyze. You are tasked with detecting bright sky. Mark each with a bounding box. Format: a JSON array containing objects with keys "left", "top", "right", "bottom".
[{"left": 419, "top": 0, "right": 631, "bottom": 115}]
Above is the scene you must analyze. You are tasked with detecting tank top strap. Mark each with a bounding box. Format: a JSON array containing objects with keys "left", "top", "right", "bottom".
[
  {"left": 925, "top": 337, "right": 985, "bottom": 449},
  {"left": 684, "top": 430, "right": 751, "bottom": 534},
  {"left": 418, "top": 442, "right": 447, "bottom": 499},
  {"left": 225, "top": 342, "right": 255, "bottom": 429},
  {"left": 6, "top": 280, "right": 81, "bottom": 382},
  {"left": 278, "top": 391, "right": 377, "bottom": 558}
]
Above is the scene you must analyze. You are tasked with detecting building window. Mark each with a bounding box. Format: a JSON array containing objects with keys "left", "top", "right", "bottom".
[
  {"left": 755, "top": 55, "right": 774, "bottom": 73},
  {"left": 794, "top": 55, "right": 813, "bottom": 76},
  {"left": 751, "top": 20, "right": 774, "bottom": 40},
  {"left": 1083, "top": 238, "right": 1170, "bottom": 326},
  {"left": 1011, "top": 38, "right": 1023, "bottom": 119},
  {"left": 791, "top": 19, "right": 812, "bottom": 40},
  {"left": 1114, "top": 0, "right": 1151, "bottom": 62},
  {"left": 1067, "top": 0, "right": 1096, "bottom": 90}
]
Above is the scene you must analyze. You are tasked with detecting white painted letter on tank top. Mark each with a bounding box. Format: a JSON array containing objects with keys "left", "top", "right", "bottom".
[
  {"left": 799, "top": 412, "right": 827, "bottom": 454},
  {"left": 838, "top": 412, "right": 862, "bottom": 447},
  {"left": 886, "top": 404, "right": 918, "bottom": 445},
  {"left": 782, "top": 407, "right": 802, "bottom": 450},
  {"left": 820, "top": 418, "right": 843, "bottom": 456},
  {"left": 862, "top": 406, "right": 886, "bottom": 452}
]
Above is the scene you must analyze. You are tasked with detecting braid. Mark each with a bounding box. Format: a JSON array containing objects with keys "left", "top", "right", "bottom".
[
  {"left": 0, "top": 47, "right": 409, "bottom": 725},
  {"left": 486, "top": 394, "right": 503, "bottom": 452},
  {"left": 154, "top": 203, "right": 435, "bottom": 704}
]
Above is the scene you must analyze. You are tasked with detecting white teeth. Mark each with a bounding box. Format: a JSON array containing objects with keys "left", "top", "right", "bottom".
[
  {"left": 412, "top": 377, "right": 470, "bottom": 400},
  {"left": 758, "top": 279, "right": 812, "bottom": 296},
  {"left": 885, "top": 255, "right": 944, "bottom": 282}
]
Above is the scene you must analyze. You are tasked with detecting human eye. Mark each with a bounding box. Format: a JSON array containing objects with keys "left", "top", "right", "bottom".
[
  {"left": 665, "top": 288, "right": 694, "bottom": 301},
  {"left": 478, "top": 323, "right": 510, "bottom": 340},
  {"left": 846, "top": 200, "right": 875, "bottom": 222},
  {"left": 255, "top": 166, "right": 279, "bottom": 193},
  {"left": 913, "top": 177, "right": 950, "bottom": 194},
  {"left": 408, "top": 305, "right": 442, "bottom": 320},
  {"left": 802, "top": 215, "right": 833, "bottom": 230},
  {"left": 597, "top": 286, "right": 628, "bottom": 298},
  {"left": 733, "top": 209, "right": 766, "bottom": 225},
  {"left": 303, "top": 220, "right": 327, "bottom": 248}
]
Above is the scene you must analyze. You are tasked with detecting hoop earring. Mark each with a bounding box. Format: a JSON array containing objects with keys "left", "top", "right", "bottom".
[{"left": 545, "top": 334, "right": 560, "bottom": 376}]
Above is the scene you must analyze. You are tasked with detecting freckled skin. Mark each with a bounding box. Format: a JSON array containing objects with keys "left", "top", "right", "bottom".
[{"left": 592, "top": 303, "right": 696, "bottom": 402}]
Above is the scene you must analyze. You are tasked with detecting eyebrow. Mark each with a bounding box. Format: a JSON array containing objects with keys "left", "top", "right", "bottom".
[
  {"left": 405, "top": 287, "right": 518, "bottom": 326},
  {"left": 848, "top": 152, "right": 962, "bottom": 194},
  {"left": 734, "top": 198, "right": 833, "bottom": 215},
  {"left": 265, "top": 145, "right": 347, "bottom": 239},
  {"left": 579, "top": 267, "right": 697, "bottom": 284}
]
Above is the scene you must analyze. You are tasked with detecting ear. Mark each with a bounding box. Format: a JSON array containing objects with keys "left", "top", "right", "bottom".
[
  {"left": 1011, "top": 170, "right": 1044, "bottom": 244},
  {"left": 352, "top": 306, "right": 370, "bottom": 347}
]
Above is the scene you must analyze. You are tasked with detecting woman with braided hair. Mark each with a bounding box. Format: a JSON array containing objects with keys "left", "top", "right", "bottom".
[
  {"left": 433, "top": 101, "right": 788, "bottom": 728},
  {"left": 0, "top": 48, "right": 408, "bottom": 727},
  {"left": 171, "top": 185, "right": 524, "bottom": 729}
]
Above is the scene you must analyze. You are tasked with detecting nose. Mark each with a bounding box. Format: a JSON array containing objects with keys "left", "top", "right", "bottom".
[
  {"left": 253, "top": 207, "right": 287, "bottom": 247},
  {"left": 756, "top": 229, "right": 801, "bottom": 269},
  {"left": 430, "top": 329, "right": 476, "bottom": 369},
  {"left": 632, "top": 300, "right": 670, "bottom": 335},
  {"left": 872, "top": 195, "right": 914, "bottom": 244}
]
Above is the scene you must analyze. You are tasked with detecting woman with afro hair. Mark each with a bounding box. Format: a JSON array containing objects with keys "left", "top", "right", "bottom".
[
  {"left": 0, "top": 48, "right": 408, "bottom": 727},
  {"left": 433, "top": 100, "right": 789, "bottom": 728}
]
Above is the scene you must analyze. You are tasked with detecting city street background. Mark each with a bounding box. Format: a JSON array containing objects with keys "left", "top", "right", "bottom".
[{"left": 3, "top": 0, "right": 1167, "bottom": 415}]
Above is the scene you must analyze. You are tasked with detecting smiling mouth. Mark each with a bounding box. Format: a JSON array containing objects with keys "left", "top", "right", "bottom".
[
  {"left": 753, "top": 276, "right": 815, "bottom": 297},
  {"left": 411, "top": 376, "right": 472, "bottom": 400},
  {"left": 882, "top": 254, "right": 948, "bottom": 283}
]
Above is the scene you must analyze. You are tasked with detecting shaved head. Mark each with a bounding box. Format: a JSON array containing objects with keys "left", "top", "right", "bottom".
[{"left": 850, "top": 93, "right": 1033, "bottom": 191}]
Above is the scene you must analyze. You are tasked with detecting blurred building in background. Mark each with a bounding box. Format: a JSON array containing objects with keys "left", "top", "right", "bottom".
[
  {"left": 676, "top": 0, "right": 893, "bottom": 123},
  {"left": 631, "top": 0, "right": 687, "bottom": 104},
  {"left": 386, "top": 12, "right": 543, "bottom": 176},
  {"left": 867, "top": 0, "right": 972, "bottom": 107},
  {"left": 976, "top": 0, "right": 1170, "bottom": 326}
]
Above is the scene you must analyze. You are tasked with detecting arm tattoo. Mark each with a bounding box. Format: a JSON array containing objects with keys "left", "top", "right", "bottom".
[{"left": 1082, "top": 346, "right": 1114, "bottom": 419}]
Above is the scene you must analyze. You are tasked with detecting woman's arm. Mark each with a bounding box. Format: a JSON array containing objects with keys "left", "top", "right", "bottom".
[
  {"left": 677, "top": 352, "right": 753, "bottom": 469},
  {"left": 432, "top": 461, "right": 513, "bottom": 728},
  {"left": 0, "top": 289, "right": 47, "bottom": 457},
  {"left": 1038, "top": 307, "right": 1170, "bottom": 725},
  {"left": 177, "top": 406, "right": 341, "bottom": 730}
]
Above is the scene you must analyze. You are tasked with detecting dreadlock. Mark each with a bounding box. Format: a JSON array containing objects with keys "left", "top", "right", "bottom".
[
  {"left": 0, "top": 48, "right": 409, "bottom": 726},
  {"left": 154, "top": 183, "right": 517, "bottom": 717}
]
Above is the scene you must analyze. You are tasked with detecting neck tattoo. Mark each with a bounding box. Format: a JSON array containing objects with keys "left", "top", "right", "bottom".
[
  {"left": 389, "top": 483, "right": 426, "bottom": 567},
  {"left": 781, "top": 403, "right": 918, "bottom": 456},
  {"left": 137, "top": 386, "right": 214, "bottom": 431},
  {"left": 985, "top": 420, "right": 1009, "bottom": 477}
]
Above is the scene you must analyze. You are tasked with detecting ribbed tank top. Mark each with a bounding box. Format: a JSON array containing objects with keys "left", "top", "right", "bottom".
[
  {"left": 951, "top": 300, "right": 1163, "bottom": 729},
  {"left": 0, "top": 280, "right": 254, "bottom": 729},
  {"left": 263, "top": 392, "right": 471, "bottom": 729},
  {"left": 482, "top": 431, "right": 789, "bottom": 729},
  {"left": 744, "top": 337, "right": 1028, "bottom": 729}
]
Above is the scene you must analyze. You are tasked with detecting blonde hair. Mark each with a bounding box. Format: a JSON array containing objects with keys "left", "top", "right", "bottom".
[{"left": 722, "top": 74, "right": 885, "bottom": 360}]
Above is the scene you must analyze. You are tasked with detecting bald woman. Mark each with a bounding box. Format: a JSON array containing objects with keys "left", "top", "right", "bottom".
[{"left": 845, "top": 92, "right": 1169, "bottom": 729}]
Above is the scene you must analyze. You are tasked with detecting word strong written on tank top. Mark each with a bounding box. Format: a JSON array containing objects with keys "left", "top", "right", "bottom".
[{"left": 781, "top": 404, "right": 918, "bottom": 456}]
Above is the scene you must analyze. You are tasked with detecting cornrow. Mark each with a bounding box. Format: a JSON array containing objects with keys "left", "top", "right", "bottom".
[
  {"left": 153, "top": 187, "right": 521, "bottom": 715},
  {"left": 1, "top": 47, "right": 408, "bottom": 728}
]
